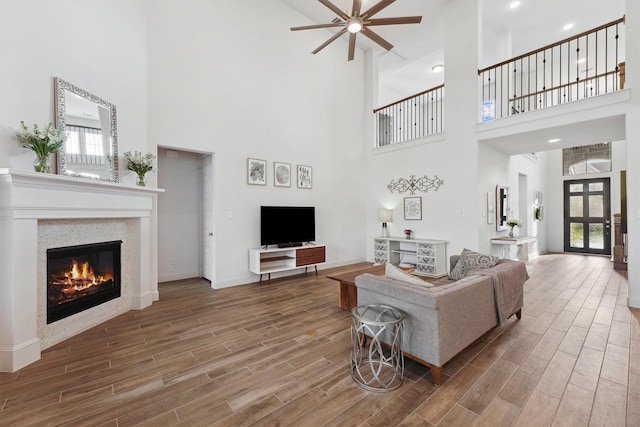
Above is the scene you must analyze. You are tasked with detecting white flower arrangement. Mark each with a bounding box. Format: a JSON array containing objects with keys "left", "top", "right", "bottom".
[
  {"left": 15, "top": 121, "right": 65, "bottom": 173},
  {"left": 506, "top": 218, "right": 522, "bottom": 228},
  {"left": 124, "top": 151, "right": 156, "bottom": 175},
  {"left": 124, "top": 150, "right": 156, "bottom": 186}
]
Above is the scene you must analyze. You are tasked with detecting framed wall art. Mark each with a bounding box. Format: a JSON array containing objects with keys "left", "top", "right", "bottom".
[
  {"left": 404, "top": 196, "right": 422, "bottom": 220},
  {"left": 297, "top": 165, "right": 312, "bottom": 189},
  {"left": 247, "top": 158, "right": 266, "bottom": 185},
  {"left": 274, "top": 162, "right": 291, "bottom": 187}
]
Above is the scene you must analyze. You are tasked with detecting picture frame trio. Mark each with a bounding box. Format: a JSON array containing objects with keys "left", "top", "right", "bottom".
[
  {"left": 247, "top": 158, "right": 425, "bottom": 219},
  {"left": 247, "top": 158, "right": 312, "bottom": 189}
]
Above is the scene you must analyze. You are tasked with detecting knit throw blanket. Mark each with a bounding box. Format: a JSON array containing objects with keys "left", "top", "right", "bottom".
[{"left": 475, "top": 261, "right": 529, "bottom": 326}]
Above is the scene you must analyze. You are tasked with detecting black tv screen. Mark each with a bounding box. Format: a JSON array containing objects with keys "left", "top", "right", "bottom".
[{"left": 261, "top": 206, "right": 315, "bottom": 247}]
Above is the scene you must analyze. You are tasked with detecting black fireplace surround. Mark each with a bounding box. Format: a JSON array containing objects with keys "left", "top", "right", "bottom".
[{"left": 47, "top": 240, "right": 122, "bottom": 324}]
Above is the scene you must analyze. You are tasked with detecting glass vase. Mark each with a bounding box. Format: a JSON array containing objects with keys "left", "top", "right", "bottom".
[
  {"left": 508, "top": 227, "right": 514, "bottom": 238},
  {"left": 136, "top": 171, "right": 146, "bottom": 186},
  {"left": 33, "top": 154, "right": 51, "bottom": 173}
]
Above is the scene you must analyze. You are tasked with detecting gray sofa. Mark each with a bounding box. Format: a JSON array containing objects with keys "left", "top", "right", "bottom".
[{"left": 354, "top": 256, "right": 527, "bottom": 385}]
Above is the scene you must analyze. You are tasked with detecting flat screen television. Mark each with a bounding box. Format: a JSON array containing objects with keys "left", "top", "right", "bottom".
[{"left": 261, "top": 206, "right": 315, "bottom": 247}]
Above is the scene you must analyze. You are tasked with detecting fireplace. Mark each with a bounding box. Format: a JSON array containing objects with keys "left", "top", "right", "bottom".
[{"left": 47, "top": 240, "right": 122, "bottom": 324}]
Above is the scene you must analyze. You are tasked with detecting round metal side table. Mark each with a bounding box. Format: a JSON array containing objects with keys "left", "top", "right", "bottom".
[{"left": 350, "top": 304, "right": 404, "bottom": 392}]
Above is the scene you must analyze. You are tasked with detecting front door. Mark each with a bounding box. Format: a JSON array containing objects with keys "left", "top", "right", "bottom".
[{"left": 564, "top": 178, "right": 611, "bottom": 255}]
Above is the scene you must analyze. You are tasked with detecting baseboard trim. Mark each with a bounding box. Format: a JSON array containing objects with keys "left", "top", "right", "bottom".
[{"left": 0, "top": 338, "right": 41, "bottom": 372}]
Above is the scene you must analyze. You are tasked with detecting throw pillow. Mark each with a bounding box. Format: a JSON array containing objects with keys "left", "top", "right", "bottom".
[
  {"left": 385, "top": 263, "right": 433, "bottom": 287},
  {"left": 448, "top": 248, "right": 499, "bottom": 280}
]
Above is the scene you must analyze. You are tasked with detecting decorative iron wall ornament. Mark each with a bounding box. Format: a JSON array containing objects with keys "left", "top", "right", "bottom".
[{"left": 387, "top": 175, "right": 444, "bottom": 195}]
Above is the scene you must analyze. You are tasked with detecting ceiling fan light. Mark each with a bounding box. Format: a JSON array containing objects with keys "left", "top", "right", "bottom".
[{"left": 347, "top": 18, "right": 363, "bottom": 33}]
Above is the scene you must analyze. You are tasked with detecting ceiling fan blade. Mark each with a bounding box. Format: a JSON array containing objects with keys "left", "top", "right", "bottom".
[
  {"left": 361, "top": 0, "right": 396, "bottom": 19},
  {"left": 312, "top": 28, "right": 348, "bottom": 54},
  {"left": 367, "top": 16, "right": 422, "bottom": 26},
  {"left": 319, "top": 0, "right": 348, "bottom": 19},
  {"left": 291, "top": 22, "right": 344, "bottom": 31},
  {"left": 348, "top": 32, "right": 357, "bottom": 61},
  {"left": 351, "top": 0, "right": 362, "bottom": 16},
  {"left": 361, "top": 27, "right": 393, "bottom": 51}
]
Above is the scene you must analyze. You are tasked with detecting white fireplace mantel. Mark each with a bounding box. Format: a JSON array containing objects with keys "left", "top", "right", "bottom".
[{"left": 0, "top": 169, "right": 163, "bottom": 372}]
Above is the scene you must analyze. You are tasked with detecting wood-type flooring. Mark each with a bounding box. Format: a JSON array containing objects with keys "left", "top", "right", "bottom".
[{"left": 1, "top": 253, "right": 638, "bottom": 426}]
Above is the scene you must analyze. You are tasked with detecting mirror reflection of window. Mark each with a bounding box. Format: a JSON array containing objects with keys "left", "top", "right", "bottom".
[{"left": 65, "top": 126, "right": 105, "bottom": 164}]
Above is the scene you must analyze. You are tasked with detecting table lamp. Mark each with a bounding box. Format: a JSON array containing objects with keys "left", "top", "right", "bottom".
[{"left": 378, "top": 208, "right": 393, "bottom": 237}]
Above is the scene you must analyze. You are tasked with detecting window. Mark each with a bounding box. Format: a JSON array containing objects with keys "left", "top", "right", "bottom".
[{"left": 562, "top": 143, "right": 611, "bottom": 176}]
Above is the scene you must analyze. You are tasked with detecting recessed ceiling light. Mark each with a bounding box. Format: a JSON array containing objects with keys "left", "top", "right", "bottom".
[
  {"left": 563, "top": 23, "right": 574, "bottom": 31},
  {"left": 432, "top": 64, "right": 444, "bottom": 73},
  {"left": 509, "top": 1, "right": 521, "bottom": 9},
  {"left": 548, "top": 138, "right": 561, "bottom": 143}
]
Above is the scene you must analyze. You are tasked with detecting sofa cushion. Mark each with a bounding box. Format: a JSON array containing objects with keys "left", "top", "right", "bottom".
[
  {"left": 448, "top": 248, "right": 499, "bottom": 280},
  {"left": 385, "top": 263, "right": 433, "bottom": 287}
]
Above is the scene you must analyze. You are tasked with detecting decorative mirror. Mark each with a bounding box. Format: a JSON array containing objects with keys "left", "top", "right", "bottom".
[
  {"left": 54, "top": 77, "right": 119, "bottom": 182},
  {"left": 496, "top": 184, "right": 509, "bottom": 231}
]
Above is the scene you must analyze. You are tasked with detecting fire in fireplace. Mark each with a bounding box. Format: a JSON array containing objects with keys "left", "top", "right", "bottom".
[{"left": 47, "top": 240, "right": 122, "bottom": 323}]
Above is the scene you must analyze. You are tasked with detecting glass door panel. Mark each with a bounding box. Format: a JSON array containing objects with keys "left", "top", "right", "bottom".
[
  {"left": 570, "top": 223, "right": 584, "bottom": 248},
  {"left": 589, "top": 224, "right": 605, "bottom": 249},
  {"left": 589, "top": 195, "right": 603, "bottom": 217},
  {"left": 570, "top": 196, "right": 583, "bottom": 216}
]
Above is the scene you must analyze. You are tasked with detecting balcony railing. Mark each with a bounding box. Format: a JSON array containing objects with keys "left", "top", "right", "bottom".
[
  {"left": 478, "top": 17, "right": 625, "bottom": 121},
  {"left": 374, "top": 84, "right": 444, "bottom": 148}
]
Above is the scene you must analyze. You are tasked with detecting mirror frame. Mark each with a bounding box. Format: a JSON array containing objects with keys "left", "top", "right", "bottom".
[
  {"left": 54, "top": 77, "right": 119, "bottom": 182},
  {"left": 496, "top": 184, "right": 509, "bottom": 231}
]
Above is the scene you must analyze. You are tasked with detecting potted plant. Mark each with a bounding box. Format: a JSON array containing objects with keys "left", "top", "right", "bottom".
[
  {"left": 124, "top": 150, "right": 156, "bottom": 186},
  {"left": 15, "top": 121, "right": 65, "bottom": 173},
  {"left": 506, "top": 218, "right": 522, "bottom": 238}
]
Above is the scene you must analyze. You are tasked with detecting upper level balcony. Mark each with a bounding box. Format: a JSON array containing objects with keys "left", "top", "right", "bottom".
[
  {"left": 374, "top": 17, "right": 626, "bottom": 148},
  {"left": 479, "top": 16, "right": 625, "bottom": 121}
]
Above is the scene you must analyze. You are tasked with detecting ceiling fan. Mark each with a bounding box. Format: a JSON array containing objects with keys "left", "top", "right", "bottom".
[{"left": 291, "top": 0, "right": 422, "bottom": 61}]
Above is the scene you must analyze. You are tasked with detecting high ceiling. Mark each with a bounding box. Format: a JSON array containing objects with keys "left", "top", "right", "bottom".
[
  {"left": 281, "top": 0, "right": 625, "bottom": 99},
  {"left": 281, "top": 0, "right": 626, "bottom": 154}
]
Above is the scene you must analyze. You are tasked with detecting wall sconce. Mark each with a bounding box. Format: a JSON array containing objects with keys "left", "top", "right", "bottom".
[{"left": 378, "top": 208, "right": 393, "bottom": 237}]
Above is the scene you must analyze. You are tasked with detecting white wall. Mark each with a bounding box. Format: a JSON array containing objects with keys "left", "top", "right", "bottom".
[
  {"left": 625, "top": 0, "right": 640, "bottom": 307},
  {"left": 365, "top": 0, "right": 484, "bottom": 264},
  {"left": 146, "top": 0, "right": 368, "bottom": 287},
  {"left": 0, "top": 0, "right": 148, "bottom": 184},
  {"left": 157, "top": 148, "right": 202, "bottom": 282}
]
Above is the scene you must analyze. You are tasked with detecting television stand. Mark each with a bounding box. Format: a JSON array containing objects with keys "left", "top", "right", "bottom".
[
  {"left": 277, "top": 242, "right": 303, "bottom": 248},
  {"left": 249, "top": 244, "right": 326, "bottom": 282}
]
